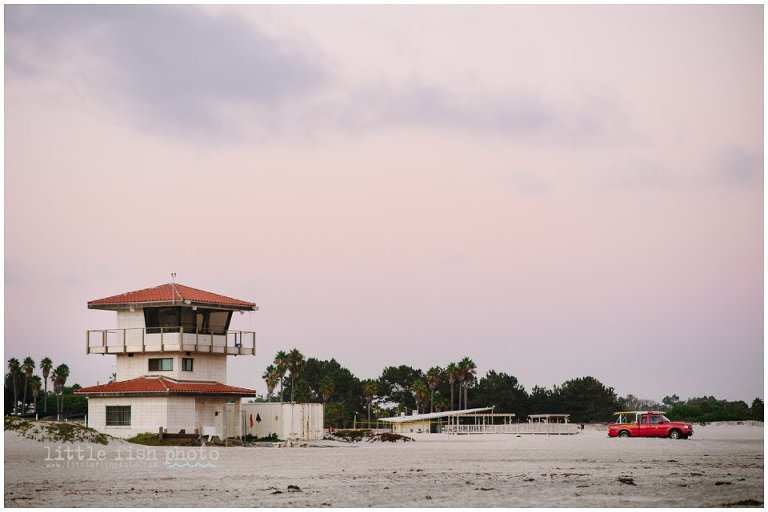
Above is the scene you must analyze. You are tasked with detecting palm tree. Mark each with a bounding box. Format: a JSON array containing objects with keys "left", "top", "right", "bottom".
[
  {"left": 21, "top": 357, "right": 35, "bottom": 413},
  {"left": 50, "top": 368, "right": 61, "bottom": 419},
  {"left": 459, "top": 357, "right": 477, "bottom": 410},
  {"left": 286, "top": 348, "right": 305, "bottom": 403},
  {"left": 40, "top": 357, "right": 53, "bottom": 414},
  {"left": 319, "top": 377, "right": 335, "bottom": 404},
  {"left": 273, "top": 350, "right": 289, "bottom": 402},
  {"left": 293, "top": 380, "right": 311, "bottom": 403},
  {"left": 262, "top": 365, "right": 280, "bottom": 402},
  {"left": 7, "top": 358, "right": 20, "bottom": 414},
  {"left": 29, "top": 376, "right": 42, "bottom": 413},
  {"left": 433, "top": 395, "right": 448, "bottom": 413},
  {"left": 446, "top": 362, "right": 459, "bottom": 411},
  {"left": 326, "top": 402, "right": 344, "bottom": 429},
  {"left": 412, "top": 380, "right": 429, "bottom": 414},
  {"left": 51, "top": 364, "right": 70, "bottom": 421},
  {"left": 456, "top": 361, "right": 466, "bottom": 410},
  {"left": 425, "top": 366, "right": 442, "bottom": 414},
  {"left": 361, "top": 379, "right": 377, "bottom": 424}
]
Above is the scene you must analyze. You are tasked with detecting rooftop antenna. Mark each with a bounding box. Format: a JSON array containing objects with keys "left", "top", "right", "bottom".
[{"left": 170, "top": 272, "right": 180, "bottom": 302}]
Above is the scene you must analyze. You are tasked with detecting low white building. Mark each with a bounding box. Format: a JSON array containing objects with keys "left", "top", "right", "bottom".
[
  {"left": 380, "top": 407, "right": 495, "bottom": 434},
  {"left": 77, "top": 281, "right": 258, "bottom": 439},
  {"left": 79, "top": 376, "right": 255, "bottom": 438},
  {"left": 241, "top": 402, "right": 324, "bottom": 441},
  {"left": 381, "top": 409, "right": 578, "bottom": 435}
]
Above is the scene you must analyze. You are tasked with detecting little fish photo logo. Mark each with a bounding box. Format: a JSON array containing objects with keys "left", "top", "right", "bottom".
[
  {"left": 43, "top": 445, "right": 218, "bottom": 470},
  {"left": 164, "top": 446, "right": 219, "bottom": 468},
  {"left": 44, "top": 444, "right": 159, "bottom": 470}
]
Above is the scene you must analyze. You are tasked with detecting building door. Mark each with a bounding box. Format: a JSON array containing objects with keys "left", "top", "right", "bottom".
[{"left": 215, "top": 407, "right": 225, "bottom": 438}]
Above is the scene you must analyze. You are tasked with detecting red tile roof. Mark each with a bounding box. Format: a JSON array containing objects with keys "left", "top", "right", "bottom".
[
  {"left": 76, "top": 376, "right": 257, "bottom": 397},
  {"left": 88, "top": 283, "right": 256, "bottom": 310}
]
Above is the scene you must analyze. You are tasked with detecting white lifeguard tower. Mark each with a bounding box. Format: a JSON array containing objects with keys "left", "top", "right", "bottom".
[{"left": 76, "top": 280, "right": 258, "bottom": 439}]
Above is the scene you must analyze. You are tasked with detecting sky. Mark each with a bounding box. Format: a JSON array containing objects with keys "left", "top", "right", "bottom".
[{"left": 4, "top": 5, "right": 764, "bottom": 404}]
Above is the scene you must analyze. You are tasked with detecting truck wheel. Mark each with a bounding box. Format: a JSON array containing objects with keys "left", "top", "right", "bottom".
[
  {"left": 669, "top": 429, "right": 682, "bottom": 439},
  {"left": 618, "top": 430, "right": 630, "bottom": 438}
]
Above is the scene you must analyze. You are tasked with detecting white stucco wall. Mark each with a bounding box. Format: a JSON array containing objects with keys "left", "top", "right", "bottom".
[
  {"left": 179, "top": 353, "right": 227, "bottom": 382},
  {"left": 242, "top": 403, "right": 324, "bottom": 440},
  {"left": 165, "top": 396, "right": 197, "bottom": 433},
  {"left": 115, "top": 353, "right": 227, "bottom": 382},
  {"left": 87, "top": 396, "right": 206, "bottom": 438},
  {"left": 116, "top": 309, "right": 145, "bottom": 329},
  {"left": 87, "top": 396, "right": 171, "bottom": 438},
  {"left": 195, "top": 397, "right": 243, "bottom": 438}
]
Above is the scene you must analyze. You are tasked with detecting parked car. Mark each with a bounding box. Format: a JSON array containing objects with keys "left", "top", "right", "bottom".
[{"left": 608, "top": 411, "right": 693, "bottom": 439}]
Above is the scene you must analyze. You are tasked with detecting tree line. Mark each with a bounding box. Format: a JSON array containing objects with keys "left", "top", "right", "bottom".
[
  {"left": 6, "top": 351, "right": 762, "bottom": 427},
  {"left": 259, "top": 349, "right": 764, "bottom": 427},
  {"left": 4, "top": 356, "right": 81, "bottom": 419},
  {"left": 619, "top": 393, "right": 764, "bottom": 424}
]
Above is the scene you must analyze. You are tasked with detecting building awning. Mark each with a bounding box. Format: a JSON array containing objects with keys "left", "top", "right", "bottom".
[
  {"left": 379, "top": 407, "right": 495, "bottom": 423},
  {"left": 75, "top": 376, "right": 257, "bottom": 397},
  {"left": 88, "top": 282, "right": 257, "bottom": 311}
]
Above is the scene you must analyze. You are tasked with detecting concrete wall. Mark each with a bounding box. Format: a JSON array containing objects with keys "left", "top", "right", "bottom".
[
  {"left": 195, "top": 397, "right": 225, "bottom": 437},
  {"left": 115, "top": 352, "right": 227, "bottom": 382},
  {"left": 87, "top": 396, "right": 173, "bottom": 438},
  {"left": 116, "top": 309, "right": 145, "bottom": 329},
  {"left": 242, "top": 403, "right": 324, "bottom": 440},
  {"left": 166, "top": 396, "right": 197, "bottom": 433},
  {"left": 225, "top": 402, "right": 242, "bottom": 439},
  {"left": 195, "top": 398, "right": 242, "bottom": 439},
  {"left": 87, "top": 396, "right": 237, "bottom": 439}
]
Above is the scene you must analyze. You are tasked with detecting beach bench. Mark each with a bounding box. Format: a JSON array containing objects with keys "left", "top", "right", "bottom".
[
  {"left": 202, "top": 426, "right": 220, "bottom": 442},
  {"left": 158, "top": 427, "right": 199, "bottom": 441}
]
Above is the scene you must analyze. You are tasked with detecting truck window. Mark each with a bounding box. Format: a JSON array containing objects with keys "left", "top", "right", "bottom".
[
  {"left": 640, "top": 415, "right": 648, "bottom": 424},
  {"left": 650, "top": 416, "right": 662, "bottom": 424}
]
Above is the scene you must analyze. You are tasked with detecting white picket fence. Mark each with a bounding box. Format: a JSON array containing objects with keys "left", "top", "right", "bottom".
[{"left": 444, "top": 422, "right": 579, "bottom": 435}]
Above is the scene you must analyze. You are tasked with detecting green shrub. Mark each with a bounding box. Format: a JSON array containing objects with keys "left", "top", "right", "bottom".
[
  {"left": 368, "top": 432, "right": 413, "bottom": 443},
  {"left": 127, "top": 432, "right": 201, "bottom": 446},
  {"left": 331, "top": 429, "right": 372, "bottom": 442},
  {"left": 126, "top": 432, "right": 164, "bottom": 446},
  {"left": 244, "top": 432, "right": 281, "bottom": 442},
  {"left": 5, "top": 417, "right": 109, "bottom": 445}
]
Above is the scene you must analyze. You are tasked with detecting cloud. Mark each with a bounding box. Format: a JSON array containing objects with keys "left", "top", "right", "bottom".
[
  {"left": 712, "top": 147, "right": 763, "bottom": 187},
  {"left": 4, "top": 260, "right": 24, "bottom": 287},
  {"left": 6, "top": 5, "right": 327, "bottom": 138},
  {"left": 599, "top": 158, "right": 673, "bottom": 189},
  {"left": 302, "top": 81, "right": 631, "bottom": 147},
  {"left": 5, "top": 5, "right": 632, "bottom": 144},
  {"left": 329, "top": 82, "right": 553, "bottom": 135},
  {"left": 496, "top": 169, "right": 551, "bottom": 196}
]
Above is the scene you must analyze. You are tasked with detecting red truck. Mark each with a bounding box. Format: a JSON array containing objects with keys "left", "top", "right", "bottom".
[{"left": 608, "top": 411, "right": 694, "bottom": 439}]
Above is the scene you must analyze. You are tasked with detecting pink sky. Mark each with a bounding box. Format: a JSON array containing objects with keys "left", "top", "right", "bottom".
[{"left": 5, "top": 5, "right": 763, "bottom": 403}]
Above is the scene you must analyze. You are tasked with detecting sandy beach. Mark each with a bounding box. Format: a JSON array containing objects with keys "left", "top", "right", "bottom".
[{"left": 4, "top": 423, "right": 763, "bottom": 508}]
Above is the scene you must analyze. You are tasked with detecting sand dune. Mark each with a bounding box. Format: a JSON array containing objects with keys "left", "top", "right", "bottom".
[{"left": 4, "top": 423, "right": 763, "bottom": 507}]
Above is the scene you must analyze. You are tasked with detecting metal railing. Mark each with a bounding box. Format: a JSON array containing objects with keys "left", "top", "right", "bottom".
[
  {"left": 86, "top": 327, "right": 256, "bottom": 355},
  {"left": 444, "top": 422, "right": 579, "bottom": 435}
]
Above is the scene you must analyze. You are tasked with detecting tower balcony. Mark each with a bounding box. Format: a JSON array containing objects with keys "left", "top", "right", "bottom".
[{"left": 86, "top": 327, "right": 256, "bottom": 356}]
